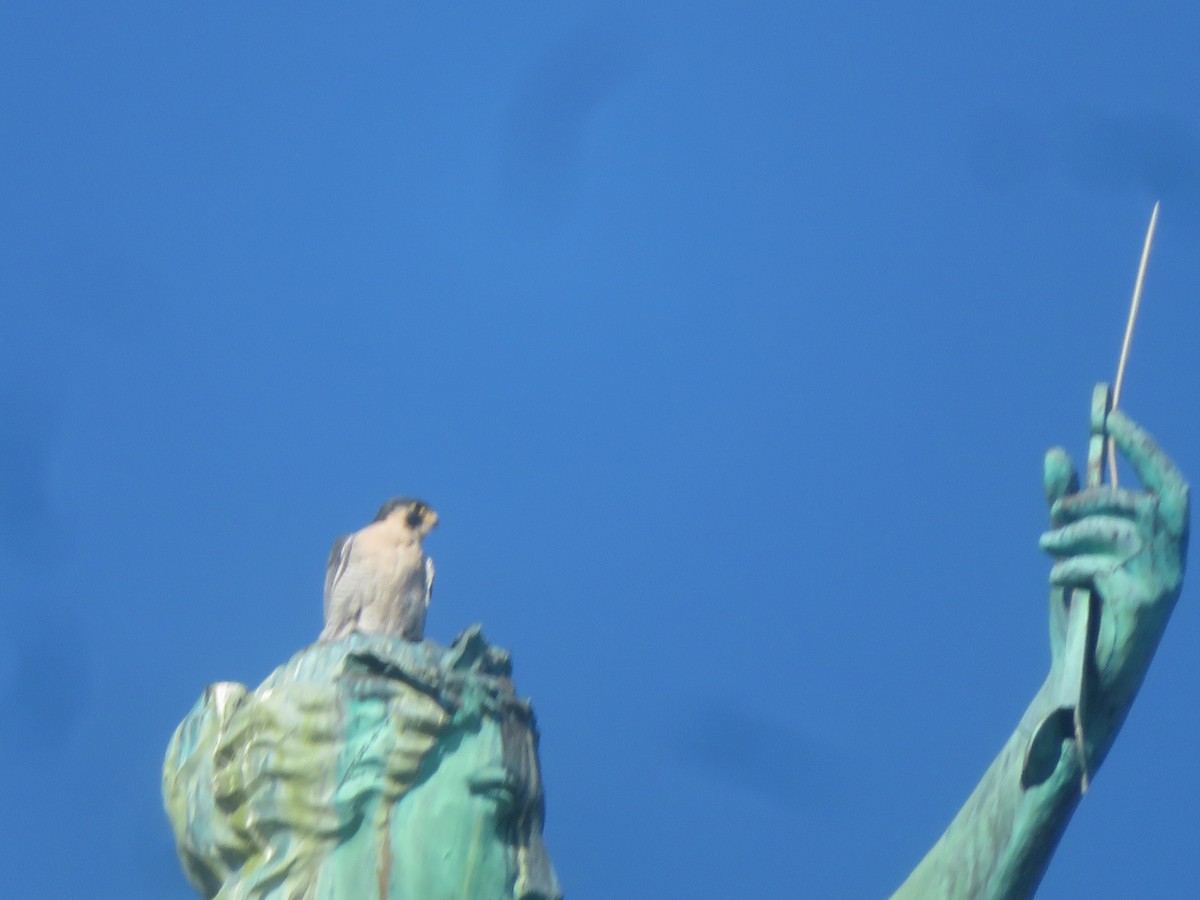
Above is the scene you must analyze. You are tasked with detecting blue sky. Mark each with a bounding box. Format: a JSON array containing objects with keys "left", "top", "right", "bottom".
[{"left": 2, "top": 3, "right": 1199, "bottom": 897}]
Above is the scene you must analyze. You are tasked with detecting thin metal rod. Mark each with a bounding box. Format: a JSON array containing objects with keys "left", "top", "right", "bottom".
[{"left": 1108, "top": 201, "right": 1160, "bottom": 485}]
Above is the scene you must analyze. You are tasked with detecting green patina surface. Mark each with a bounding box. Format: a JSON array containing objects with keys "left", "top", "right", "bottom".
[
  {"left": 165, "top": 387, "right": 1186, "bottom": 900},
  {"left": 893, "top": 394, "right": 1188, "bottom": 898},
  {"left": 164, "top": 626, "right": 560, "bottom": 900}
]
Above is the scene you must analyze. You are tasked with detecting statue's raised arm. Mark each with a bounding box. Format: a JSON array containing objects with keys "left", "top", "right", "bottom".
[{"left": 893, "top": 401, "right": 1189, "bottom": 899}]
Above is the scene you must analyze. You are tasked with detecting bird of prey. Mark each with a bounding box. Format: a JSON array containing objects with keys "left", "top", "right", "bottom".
[{"left": 319, "top": 498, "right": 438, "bottom": 643}]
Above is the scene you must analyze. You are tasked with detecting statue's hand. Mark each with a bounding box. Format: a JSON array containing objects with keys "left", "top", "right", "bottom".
[{"left": 1040, "top": 409, "right": 1189, "bottom": 702}]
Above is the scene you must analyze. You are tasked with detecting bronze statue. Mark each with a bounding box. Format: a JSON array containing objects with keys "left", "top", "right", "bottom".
[
  {"left": 163, "top": 498, "right": 561, "bottom": 900},
  {"left": 164, "top": 392, "right": 1186, "bottom": 899},
  {"left": 893, "top": 398, "right": 1187, "bottom": 897}
]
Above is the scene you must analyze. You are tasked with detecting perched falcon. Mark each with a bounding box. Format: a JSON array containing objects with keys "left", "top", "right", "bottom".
[{"left": 319, "top": 497, "right": 438, "bottom": 643}]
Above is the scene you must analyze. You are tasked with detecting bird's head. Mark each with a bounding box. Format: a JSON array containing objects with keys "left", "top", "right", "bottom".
[{"left": 375, "top": 497, "right": 439, "bottom": 538}]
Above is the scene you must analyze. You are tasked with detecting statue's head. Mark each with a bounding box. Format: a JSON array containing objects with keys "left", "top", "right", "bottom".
[{"left": 163, "top": 627, "right": 561, "bottom": 900}]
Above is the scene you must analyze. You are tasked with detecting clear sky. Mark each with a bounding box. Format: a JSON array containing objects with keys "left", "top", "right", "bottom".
[{"left": 2, "top": 3, "right": 1198, "bottom": 897}]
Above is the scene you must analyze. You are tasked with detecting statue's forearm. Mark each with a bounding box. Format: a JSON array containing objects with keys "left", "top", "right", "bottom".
[
  {"left": 895, "top": 404, "right": 1185, "bottom": 898},
  {"left": 891, "top": 678, "right": 1086, "bottom": 900}
]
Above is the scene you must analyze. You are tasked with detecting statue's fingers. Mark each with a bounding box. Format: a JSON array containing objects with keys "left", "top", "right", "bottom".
[
  {"left": 1049, "top": 555, "right": 1119, "bottom": 588},
  {"left": 1040, "top": 516, "right": 1141, "bottom": 558},
  {"left": 1050, "top": 487, "right": 1150, "bottom": 526},
  {"left": 1106, "top": 409, "right": 1184, "bottom": 495},
  {"left": 1106, "top": 409, "right": 1189, "bottom": 534},
  {"left": 1044, "top": 447, "right": 1079, "bottom": 509}
]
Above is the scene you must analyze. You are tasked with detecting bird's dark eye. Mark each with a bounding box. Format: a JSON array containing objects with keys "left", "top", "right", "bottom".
[{"left": 405, "top": 505, "right": 425, "bottom": 527}]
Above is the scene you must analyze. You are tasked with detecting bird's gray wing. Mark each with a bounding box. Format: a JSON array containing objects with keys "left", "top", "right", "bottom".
[{"left": 323, "top": 533, "right": 356, "bottom": 622}]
